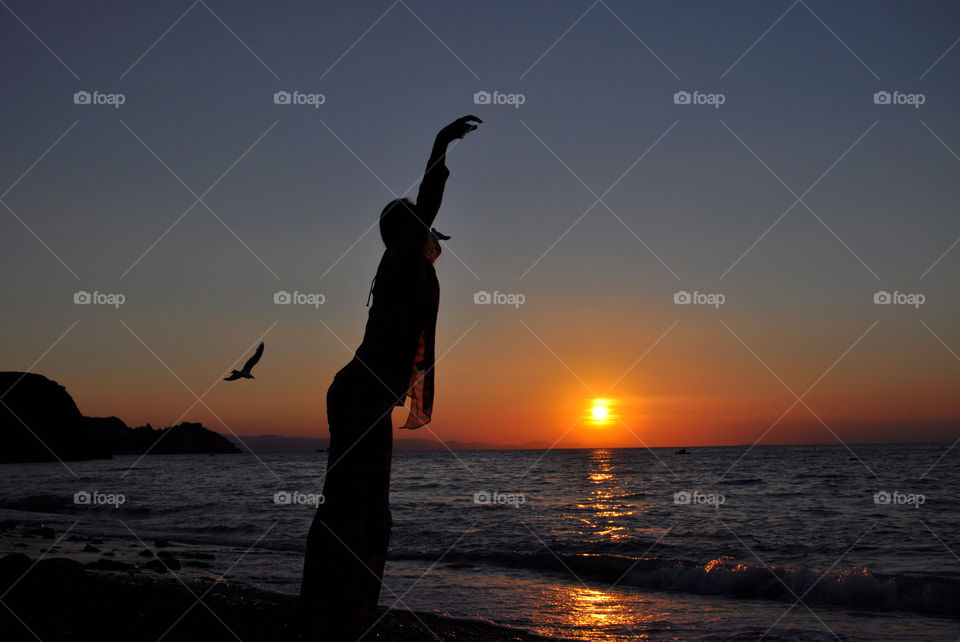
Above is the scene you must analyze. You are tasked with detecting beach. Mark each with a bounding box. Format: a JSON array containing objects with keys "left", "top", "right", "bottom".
[{"left": 0, "top": 530, "right": 553, "bottom": 641}]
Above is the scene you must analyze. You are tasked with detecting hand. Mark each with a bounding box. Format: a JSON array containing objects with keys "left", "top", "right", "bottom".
[{"left": 438, "top": 115, "right": 482, "bottom": 143}]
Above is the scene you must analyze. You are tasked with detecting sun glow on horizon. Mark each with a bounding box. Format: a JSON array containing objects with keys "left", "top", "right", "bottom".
[{"left": 588, "top": 398, "right": 613, "bottom": 425}]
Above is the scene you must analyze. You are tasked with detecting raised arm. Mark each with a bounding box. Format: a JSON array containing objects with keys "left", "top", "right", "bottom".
[{"left": 415, "top": 115, "right": 482, "bottom": 229}]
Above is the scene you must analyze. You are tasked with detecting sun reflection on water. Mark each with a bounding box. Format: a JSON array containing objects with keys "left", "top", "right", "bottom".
[
  {"left": 540, "top": 584, "right": 671, "bottom": 640},
  {"left": 575, "top": 449, "right": 635, "bottom": 541}
]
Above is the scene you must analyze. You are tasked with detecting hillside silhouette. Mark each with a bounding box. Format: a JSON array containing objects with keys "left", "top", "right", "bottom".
[{"left": 0, "top": 372, "right": 239, "bottom": 462}]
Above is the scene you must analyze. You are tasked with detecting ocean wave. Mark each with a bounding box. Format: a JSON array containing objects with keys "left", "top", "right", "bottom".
[
  {"left": 615, "top": 491, "right": 654, "bottom": 499},
  {"left": 390, "top": 550, "right": 960, "bottom": 617},
  {"left": 722, "top": 477, "right": 764, "bottom": 486},
  {"left": 0, "top": 494, "right": 72, "bottom": 513},
  {"left": 0, "top": 494, "right": 152, "bottom": 516}
]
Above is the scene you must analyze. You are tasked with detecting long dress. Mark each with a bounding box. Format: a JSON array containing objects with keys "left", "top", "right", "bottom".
[{"left": 299, "top": 159, "right": 447, "bottom": 638}]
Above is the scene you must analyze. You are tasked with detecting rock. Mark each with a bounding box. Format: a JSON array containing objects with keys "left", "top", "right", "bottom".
[
  {"left": 141, "top": 560, "right": 166, "bottom": 572},
  {"left": 85, "top": 559, "right": 134, "bottom": 571},
  {"left": 142, "top": 552, "right": 181, "bottom": 572},
  {"left": 82, "top": 544, "right": 100, "bottom": 553},
  {"left": 142, "top": 558, "right": 180, "bottom": 572},
  {"left": 0, "top": 553, "right": 32, "bottom": 587},
  {"left": 184, "top": 560, "right": 212, "bottom": 569},
  {"left": 35, "top": 558, "right": 85, "bottom": 574},
  {"left": 24, "top": 526, "right": 55, "bottom": 539}
]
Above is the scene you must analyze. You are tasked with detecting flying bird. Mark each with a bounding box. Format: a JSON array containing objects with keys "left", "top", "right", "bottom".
[{"left": 224, "top": 342, "right": 264, "bottom": 381}]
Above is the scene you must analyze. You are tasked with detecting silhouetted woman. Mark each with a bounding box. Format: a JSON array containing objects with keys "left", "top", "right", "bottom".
[{"left": 298, "top": 115, "right": 481, "bottom": 639}]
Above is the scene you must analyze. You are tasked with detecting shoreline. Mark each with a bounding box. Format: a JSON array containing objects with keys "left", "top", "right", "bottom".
[
  {"left": 0, "top": 516, "right": 563, "bottom": 641},
  {"left": 0, "top": 549, "right": 563, "bottom": 641}
]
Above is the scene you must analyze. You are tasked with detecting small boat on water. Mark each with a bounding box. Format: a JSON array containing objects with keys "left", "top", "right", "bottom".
[{"left": 675, "top": 447, "right": 690, "bottom": 455}]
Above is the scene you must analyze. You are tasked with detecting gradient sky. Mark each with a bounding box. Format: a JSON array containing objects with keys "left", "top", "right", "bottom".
[{"left": 1, "top": 1, "right": 958, "bottom": 448}]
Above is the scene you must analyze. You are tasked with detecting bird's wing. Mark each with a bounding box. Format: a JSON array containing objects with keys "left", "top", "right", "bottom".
[
  {"left": 242, "top": 342, "right": 264, "bottom": 372},
  {"left": 223, "top": 372, "right": 242, "bottom": 381}
]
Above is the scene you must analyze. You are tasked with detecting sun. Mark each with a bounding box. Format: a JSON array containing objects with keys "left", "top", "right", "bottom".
[{"left": 588, "top": 398, "right": 613, "bottom": 425}]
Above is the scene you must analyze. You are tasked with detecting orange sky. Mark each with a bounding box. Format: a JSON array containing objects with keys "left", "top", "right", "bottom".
[{"left": 44, "top": 302, "right": 959, "bottom": 448}]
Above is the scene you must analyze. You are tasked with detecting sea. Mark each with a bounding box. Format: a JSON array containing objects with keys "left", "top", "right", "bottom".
[{"left": 1, "top": 444, "right": 959, "bottom": 640}]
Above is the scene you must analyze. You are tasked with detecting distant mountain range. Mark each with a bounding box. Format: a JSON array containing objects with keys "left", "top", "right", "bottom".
[
  {"left": 0, "top": 372, "right": 239, "bottom": 463},
  {"left": 220, "top": 433, "right": 555, "bottom": 453}
]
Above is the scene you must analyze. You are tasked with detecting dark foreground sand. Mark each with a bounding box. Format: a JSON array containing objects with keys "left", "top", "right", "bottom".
[{"left": 0, "top": 551, "right": 555, "bottom": 641}]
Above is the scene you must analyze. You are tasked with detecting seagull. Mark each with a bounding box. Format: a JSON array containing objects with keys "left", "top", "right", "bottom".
[{"left": 224, "top": 342, "right": 264, "bottom": 381}]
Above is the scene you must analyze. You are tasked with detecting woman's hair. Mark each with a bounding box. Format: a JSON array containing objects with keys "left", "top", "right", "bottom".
[{"left": 379, "top": 198, "right": 423, "bottom": 248}]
